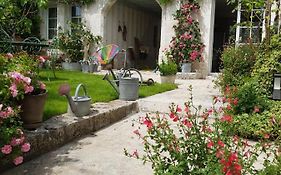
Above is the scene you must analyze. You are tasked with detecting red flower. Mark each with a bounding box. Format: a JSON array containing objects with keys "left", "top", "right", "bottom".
[
  {"left": 218, "top": 140, "right": 225, "bottom": 147},
  {"left": 182, "top": 119, "right": 193, "bottom": 128},
  {"left": 221, "top": 115, "right": 233, "bottom": 123},
  {"left": 207, "top": 140, "right": 214, "bottom": 149},
  {"left": 176, "top": 106, "right": 182, "bottom": 112},
  {"left": 143, "top": 118, "right": 153, "bottom": 129},
  {"left": 233, "top": 98, "right": 239, "bottom": 106},
  {"left": 226, "top": 104, "right": 232, "bottom": 110},
  {"left": 254, "top": 106, "right": 260, "bottom": 113},
  {"left": 264, "top": 133, "right": 270, "bottom": 139}
]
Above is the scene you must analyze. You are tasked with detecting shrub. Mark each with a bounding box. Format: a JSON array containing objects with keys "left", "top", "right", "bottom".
[
  {"left": 159, "top": 60, "right": 178, "bottom": 76},
  {"left": 252, "top": 34, "right": 281, "bottom": 95},
  {"left": 125, "top": 86, "right": 279, "bottom": 175},
  {"left": 53, "top": 22, "right": 101, "bottom": 62},
  {"left": 230, "top": 100, "right": 281, "bottom": 140},
  {"left": 228, "top": 80, "right": 268, "bottom": 115},
  {"left": 215, "top": 44, "right": 257, "bottom": 91}
]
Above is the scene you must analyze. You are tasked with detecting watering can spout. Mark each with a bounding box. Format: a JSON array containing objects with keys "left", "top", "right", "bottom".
[{"left": 58, "top": 84, "right": 78, "bottom": 115}]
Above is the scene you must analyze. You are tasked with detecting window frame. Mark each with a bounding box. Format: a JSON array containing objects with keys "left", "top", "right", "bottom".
[{"left": 47, "top": 7, "right": 58, "bottom": 40}]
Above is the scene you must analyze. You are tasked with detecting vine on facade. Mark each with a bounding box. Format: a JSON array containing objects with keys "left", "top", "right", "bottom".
[
  {"left": 165, "top": 0, "right": 205, "bottom": 65},
  {"left": 58, "top": 0, "right": 95, "bottom": 5}
]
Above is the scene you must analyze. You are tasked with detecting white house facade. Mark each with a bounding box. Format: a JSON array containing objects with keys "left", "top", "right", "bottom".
[{"left": 39, "top": 0, "right": 279, "bottom": 75}]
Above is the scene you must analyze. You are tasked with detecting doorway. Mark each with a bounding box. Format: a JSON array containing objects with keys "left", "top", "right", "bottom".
[
  {"left": 212, "top": 0, "right": 236, "bottom": 72},
  {"left": 104, "top": 0, "right": 162, "bottom": 69}
]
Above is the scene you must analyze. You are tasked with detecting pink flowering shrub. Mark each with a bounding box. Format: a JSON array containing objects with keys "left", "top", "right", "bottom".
[
  {"left": 125, "top": 86, "right": 279, "bottom": 174},
  {"left": 0, "top": 53, "right": 46, "bottom": 166},
  {"left": 165, "top": 1, "right": 205, "bottom": 64}
]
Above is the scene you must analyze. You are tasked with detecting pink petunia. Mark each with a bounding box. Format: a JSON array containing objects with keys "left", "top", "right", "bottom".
[
  {"left": 1, "top": 145, "right": 12, "bottom": 154},
  {"left": 13, "top": 156, "right": 23, "bottom": 166}
]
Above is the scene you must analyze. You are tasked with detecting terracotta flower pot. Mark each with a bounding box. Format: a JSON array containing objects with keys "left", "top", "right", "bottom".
[
  {"left": 160, "top": 75, "right": 176, "bottom": 84},
  {"left": 20, "top": 91, "right": 48, "bottom": 129}
]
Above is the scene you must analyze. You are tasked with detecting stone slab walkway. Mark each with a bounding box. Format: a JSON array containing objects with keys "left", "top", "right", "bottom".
[{"left": 2, "top": 73, "right": 220, "bottom": 175}]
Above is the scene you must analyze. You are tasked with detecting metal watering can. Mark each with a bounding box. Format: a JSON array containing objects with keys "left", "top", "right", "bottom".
[{"left": 59, "top": 83, "right": 91, "bottom": 117}]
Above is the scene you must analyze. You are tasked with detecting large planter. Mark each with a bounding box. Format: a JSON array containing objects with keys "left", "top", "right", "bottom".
[
  {"left": 20, "top": 91, "right": 48, "bottom": 129},
  {"left": 160, "top": 75, "right": 176, "bottom": 84},
  {"left": 181, "top": 63, "right": 192, "bottom": 73},
  {"left": 81, "top": 63, "right": 98, "bottom": 73},
  {"left": 62, "top": 62, "right": 81, "bottom": 71}
]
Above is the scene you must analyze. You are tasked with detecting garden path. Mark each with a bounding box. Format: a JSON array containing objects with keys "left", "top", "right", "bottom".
[{"left": 3, "top": 73, "right": 220, "bottom": 175}]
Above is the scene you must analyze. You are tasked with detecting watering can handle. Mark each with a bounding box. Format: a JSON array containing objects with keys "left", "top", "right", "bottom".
[
  {"left": 74, "top": 84, "right": 88, "bottom": 99},
  {"left": 121, "top": 68, "right": 143, "bottom": 85}
]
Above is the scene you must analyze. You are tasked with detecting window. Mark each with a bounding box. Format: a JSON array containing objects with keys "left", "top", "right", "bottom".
[
  {"left": 48, "top": 7, "right": 57, "bottom": 39},
  {"left": 71, "top": 6, "right": 81, "bottom": 24},
  {"left": 236, "top": 5, "right": 264, "bottom": 44}
]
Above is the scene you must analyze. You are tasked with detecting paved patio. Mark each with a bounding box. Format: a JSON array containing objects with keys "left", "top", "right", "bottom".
[{"left": 3, "top": 73, "right": 220, "bottom": 175}]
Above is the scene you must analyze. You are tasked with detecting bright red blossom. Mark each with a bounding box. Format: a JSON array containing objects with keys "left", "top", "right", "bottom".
[
  {"left": 143, "top": 118, "right": 153, "bottom": 129},
  {"left": 221, "top": 115, "right": 233, "bottom": 123}
]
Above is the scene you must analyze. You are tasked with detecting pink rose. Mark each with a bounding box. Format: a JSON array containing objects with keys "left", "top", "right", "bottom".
[
  {"left": 6, "top": 53, "right": 13, "bottom": 58},
  {"left": 39, "top": 56, "right": 46, "bottom": 63},
  {"left": 13, "top": 156, "right": 23, "bottom": 166},
  {"left": 24, "top": 85, "right": 34, "bottom": 94},
  {"left": 39, "top": 82, "right": 46, "bottom": 90},
  {"left": 11, "top": 138, "right": 22, "bottom": 146},
  {"left": 1, "top": 145, "right": 12, "bottom": 154},
  {"left": 9, "top": 83, "right": 18, "bottom": 97},
  {"left": 21, "top": 143, "right": 31, "bottom": 153}
]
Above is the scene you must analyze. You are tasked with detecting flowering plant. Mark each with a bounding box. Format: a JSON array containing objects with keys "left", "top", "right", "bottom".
[
  {"left": 0, "top": 53, "right": 46, "bottom": 166},
  {"left": 125, "top": 86, "right": 279, "bottom": 174},
  {"left": 165, "top": 2, "right": 204, "bottom": 64}
]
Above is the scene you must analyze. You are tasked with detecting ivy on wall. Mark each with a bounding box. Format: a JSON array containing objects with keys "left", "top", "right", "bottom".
[{"left": 57, "top": 0, "right": 95, "bottom": 5}]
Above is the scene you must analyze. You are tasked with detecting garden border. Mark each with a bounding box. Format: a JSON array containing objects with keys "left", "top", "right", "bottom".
[{"left": 0, "top": 100, "right": 139, "bottom": 172}]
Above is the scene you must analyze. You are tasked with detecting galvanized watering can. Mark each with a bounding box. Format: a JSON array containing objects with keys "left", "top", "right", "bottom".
[{"left": 59, "top": 83, "right": 91, "bottom": 117}]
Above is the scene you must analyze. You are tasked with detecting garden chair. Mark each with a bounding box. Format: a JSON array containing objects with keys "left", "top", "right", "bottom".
[
  {"left": 93, "top": 44, "right": 145, "bottom": 94},
  {"left": 93, "top": 44, "right": 120, "bottom": 66}
]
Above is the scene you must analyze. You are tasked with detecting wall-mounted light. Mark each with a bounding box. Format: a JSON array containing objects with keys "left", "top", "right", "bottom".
[{"left": 272, "top": 74, "right": 281, "bottom": 100}]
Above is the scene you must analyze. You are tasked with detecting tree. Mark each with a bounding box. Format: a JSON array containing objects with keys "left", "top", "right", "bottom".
[{"left": 0, "top": 0, "right": 47, "bottom": 39}]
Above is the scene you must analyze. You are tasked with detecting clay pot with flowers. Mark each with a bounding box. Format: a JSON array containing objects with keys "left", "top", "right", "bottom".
[{"left": 9, "top": 72, "right": 47, "bottom": 129}]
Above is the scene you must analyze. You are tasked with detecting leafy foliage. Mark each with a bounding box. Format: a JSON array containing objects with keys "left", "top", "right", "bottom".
[
  {"left": 53, "top": 22, "right": 101, "bottom": 62},
  {"left": 230, "top": 80, "right": 268, "bottom": 115},
  {"left": 125, "top": 87, "right": 280, "bottom": 174},
  {"left": 0, "top": 0, "right": 47, "bottom": 38},
  {"left": 215, "top": 44, "right": 257, "bottom": 91},
  {"left": 251, "top": 34, "right": 281, "bottom": 95},
  {"left": 159, "top": 60, "right": 178, "bottom": 76}
]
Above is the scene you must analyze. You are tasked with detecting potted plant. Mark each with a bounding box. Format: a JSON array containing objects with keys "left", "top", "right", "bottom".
[
  {"left": 159, "top": 59, "right": 178, "bottom": 84},
  {"left": 2, "top": 53, "right": 48, "bottom": 129},
  {"left": 53, "top": 22, "right": 101, "bottom": 71}
]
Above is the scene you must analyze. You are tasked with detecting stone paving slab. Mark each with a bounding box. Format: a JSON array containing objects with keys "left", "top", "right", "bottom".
[{"left": 0, "top": 100, "right": 139, "bottom": 173}]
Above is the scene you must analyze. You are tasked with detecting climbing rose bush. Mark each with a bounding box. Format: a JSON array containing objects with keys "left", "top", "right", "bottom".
[
  {"left": 125, "top": 86, "right": 279, "bottom": 175},
  {"left": 165, "top": 1, "right": 205, "bottom": 64}
]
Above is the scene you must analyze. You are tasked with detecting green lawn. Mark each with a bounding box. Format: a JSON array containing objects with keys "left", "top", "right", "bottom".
[{"left": 40, "top": 70, "right": 177, "bottom": 120}]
